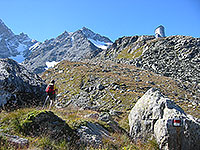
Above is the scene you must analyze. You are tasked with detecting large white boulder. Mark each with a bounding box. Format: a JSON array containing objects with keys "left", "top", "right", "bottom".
[{"left": 128, "top": 88, "right": 200, "bottom": 150}]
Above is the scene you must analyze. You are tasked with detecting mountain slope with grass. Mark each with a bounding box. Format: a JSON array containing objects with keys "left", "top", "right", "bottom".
[
  {"left": 0, "top": 21, "right": 199, "bottom": 149},
  {"left": 102, "top": 35, "right": 200, "bottom": 85},
  {"left": 0, "top": 59, "right": 199, "bottom": 149},
  {"left": 41, "top": 60, "right": 199, "bottom": 118}
]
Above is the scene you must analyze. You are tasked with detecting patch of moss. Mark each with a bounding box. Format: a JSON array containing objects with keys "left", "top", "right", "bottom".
[
  {"left": 20, "top": 110, "right": 45, "bottom": 125},
  {"left": 133, "top": 48, "right": 143, "bottom": 59},
  {"left": 71, "top": 120, "right": 88, "bottom": 129},
  {"left": 20, "top": 110, "right": 48, "bottom": 135},
  {"left": 0, "top": 108, "right": 36, "bottom": 134},
  {"left": 116, "top": 46, "right": 134, "bottom": 60},
  {"left": 130, "top": 45, "right": 144, "bottom": 59},
  {"left": 97, "top": 120, "right": 115, "bottom": 133},
  {"left": 66, "top": 113, "right": 100, "bottom": 130},
  {"left": 116, "top": 45, "right": 144, "bottom": 60}
]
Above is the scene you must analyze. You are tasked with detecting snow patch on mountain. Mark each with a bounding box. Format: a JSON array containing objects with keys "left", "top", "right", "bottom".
[
  {"left": 17, "top": 43, "right": 27, "bottom": 53},
  {"left": 9, "top": 43, "right": 29, "bottom": 63},
  {"left": 71, "top": 36, "right": 75, "bottom": 44},
  {"left": 29, "top": 42, "right": 41, "bottom": 51},
  {"left": 0, "top": 19, "right": 35, "bottom": 60},
  {"left": 88, "top": 38, "right": 112, "bottom": 50},
  {"left": 45, "top": 61, "right": 59, "bottom": 69}
]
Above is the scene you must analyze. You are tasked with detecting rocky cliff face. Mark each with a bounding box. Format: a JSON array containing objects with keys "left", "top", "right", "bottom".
[
  {"left": 22, "top": 27, "right": 113, "bottom": 74},
  {"left": 0, "top": 19, "right": 35, "bottom": 62},
  {"left": 0, "top": 58, "right": 46, "bottom": 109},
  {"left": 103, "top": 35, "right": 200, "bottom": 85}
]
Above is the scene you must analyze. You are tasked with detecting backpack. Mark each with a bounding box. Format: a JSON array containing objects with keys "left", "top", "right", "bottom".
[{"left": 46, "top": 85, "right": 55, "bottom": 95}]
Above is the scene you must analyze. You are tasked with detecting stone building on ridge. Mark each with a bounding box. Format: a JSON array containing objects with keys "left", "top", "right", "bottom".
[{"left": 155, "top": 25, "right": 165, "bottom": 38}]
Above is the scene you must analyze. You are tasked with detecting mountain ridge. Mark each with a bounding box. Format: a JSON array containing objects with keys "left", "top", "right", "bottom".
[
  {"left": 0, "top": 19, "right": 36, "bottom": 61},
  {"left": 101, "top": 35, "right": 200, "bottom": 85},
  {"left": 22, "top": 27, "right": 113, "bottom": 74},
  {"left": 0, "top": 19, "right": 113, "bottom": 70}
]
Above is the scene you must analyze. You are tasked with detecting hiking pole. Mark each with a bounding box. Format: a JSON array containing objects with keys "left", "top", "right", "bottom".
[
  {"left": 49, "top": 99, "right": 53, "bottom": 110},
  {"left": 42, "top": 95, "right": 49, "bottom": 109}
]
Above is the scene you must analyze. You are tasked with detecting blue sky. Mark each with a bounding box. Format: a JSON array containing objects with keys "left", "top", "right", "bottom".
[{"left": 0, "top": 0, "right": 199, "bottom": 42}]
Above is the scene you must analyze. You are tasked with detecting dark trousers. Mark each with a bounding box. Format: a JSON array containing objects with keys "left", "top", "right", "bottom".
[
  {"left": 43, "top": 93, "right": 55, "bottom": 109},
  {"left": 48, "top": 93, "right": 55, "bottom": 101}
]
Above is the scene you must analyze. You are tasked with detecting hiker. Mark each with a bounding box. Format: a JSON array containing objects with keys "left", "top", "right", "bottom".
[{"left": 43, "top": 80, "right": 57, "bottom": 109}]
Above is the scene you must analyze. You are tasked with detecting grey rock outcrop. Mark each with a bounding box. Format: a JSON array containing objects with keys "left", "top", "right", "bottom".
[
  {"left": 0, "top": 58, "right": 46, "bottom": 109},
  {"left": 22, "top": 27, "right": 112, "bottom": 74},
  {"left": 77, "top": 112, "right": 123, "bottom": 148},
  {"left": 0, "top": 132, "right": 29, "bottom": 149},
  {"left": 81, "top": 27, "right": 112, "bottom": 45},
  {"left": 70, "top": 91, "right": 92, "bottom": 109},
  {"left": 76, "top": 121, "right": 111, "bottom": 148},
  {"left": 128, "top": 88, "right": 200, "bottom": 150},
  {"left": 104, "top": 35, "right": 155, "bottom": 61},
  {"left": 99, "top": 112, "right": 123, "bottom": 133},
  {"left": 0, "top": 19, "right": 35, "bottom": 61},
  {"left": 136, "top": 36, "right": 200, "bottom": 84}
]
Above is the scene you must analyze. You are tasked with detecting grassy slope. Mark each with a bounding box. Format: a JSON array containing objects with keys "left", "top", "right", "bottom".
[
  {"left": 42, "top": 60, "right": 199, "bottom": 118},
  {"left": 0, "top": 108, "right": 159, "bottom": 150},
  {"left": 0, "top": 60, "right": 199, "bottom": 149}
]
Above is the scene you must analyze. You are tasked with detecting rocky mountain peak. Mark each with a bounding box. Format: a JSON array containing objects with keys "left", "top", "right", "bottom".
[
  {"left": 0, "top": 19, "right": 36, "bottom": 61},
  {"left": 56, "top": 31, "right": 69, "bottom": 41},
  {"left": 23, "top": 27, "right": 112, "bottom": 74},
  {"left": 81, "top": 26, "right": 112, "bottom": 43},
  {"left": 81, "top": 26, "right": 96, "bottom": 38},
  {"left": 0, "top": 19, "right": 14, "bottom": 37}
]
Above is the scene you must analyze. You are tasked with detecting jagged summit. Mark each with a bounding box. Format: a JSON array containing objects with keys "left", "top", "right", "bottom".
[
  {"left": 0, "top": 19, "right": 14, "bottom": 37},
  {"left": 0, "top": 19, "right": 112, "bottom": 70},
  {"left": 55, "top": 31, "right": 69, "bottom": 41},
  {"left": 79, "top": 27, "right": 113, "bottom": 50},
  {"left": 81, "top": 27, "right": 112, "bottom": 43},
  {"left": 0, "top": 19, "right": 36, "bottom": 62},
  {"left": 22, "top": 27, "right": 113, "bottom": 74}
]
